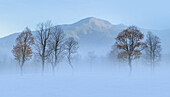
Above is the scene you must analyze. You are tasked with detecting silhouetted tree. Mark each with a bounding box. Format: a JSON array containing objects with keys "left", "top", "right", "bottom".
[
  {"left": 145, "top": 32, "right": 161, "bottom": 71},
  {"left": 12, "top": 27, "right": 34, "bottom": 75},
  {"left": 48, "top": 26, "right": 65, "bottom": 72},
  {"left": 64, "top": 37, "right": 78, "bottom": 69},
  {"left": 88, "top": 51, "right": 96, "bottom": 65},
  {"left": 109, "top": 44, "right": 119, "bottom": 63},
  {"left": 35, "top": 21, "right": 52, "bottom": 73},
  {"left": 115, "top": 26, "right": 146, "bottom": 71}
]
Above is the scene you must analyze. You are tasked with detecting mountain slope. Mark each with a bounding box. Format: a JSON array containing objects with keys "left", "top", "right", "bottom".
[{"left": 60, "top": 17, "right": 127, "bottom": 56}]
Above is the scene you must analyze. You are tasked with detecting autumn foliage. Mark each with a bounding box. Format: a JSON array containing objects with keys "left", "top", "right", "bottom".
[
  {"left": 12, "top": 27, "right": 34, "bottom": 74},
  {"left": 115, "top": 26, "right": 146, "bottom": 71}
]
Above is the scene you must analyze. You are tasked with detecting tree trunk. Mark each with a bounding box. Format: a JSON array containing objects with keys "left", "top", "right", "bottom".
[
  {"left": 128, "top": 60, "right": 132, "bottom": 72},
  {"left": 42, "top": 57, "right": 45, "bottom": 74},
  {"left": 151, "top": 63, "right": 154, "bottom": 72},
  {"left": 68, "top": 50, "right": 73, "bottom": 70},
  {"left": 20, "top": 65, "right": 23, "bottom": 76},
  {"left": 54, "top": 50, "right": 57, "bottom": 67},
  {"left": 69, "top": 60, "right": 73, "bottom": 70},
  {"left": 68, "top": 56, "right": 73, "bottom": 70},
  {"left": 128, "top": 55, "right": 132, "bottom": 72},
  {"left": 52, "top": 64, "right": 55, "bottom": 75}
]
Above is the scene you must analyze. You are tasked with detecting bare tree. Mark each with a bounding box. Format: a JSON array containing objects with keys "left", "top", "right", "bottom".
[
  {"left": 64, "top": 37, "right": 78, "bottom": 69},
  {"left": 88, "top": 51, "right": 96, "bottom": 65},
  {"left": 12, "top": 27, "right": 34, "bottom": 75},
  {"left": 88, "top": 51, "right": 96, "bottom": 71},
  {"left": 115, "top": 26, "right": 146, "bottom": 71},
  {"left": 109, "top": 44, "right": 119, "bottom": 63},
  {"left": 145, "top": 32, "right": 161, "bottom": 71},
  {"left": 35, "top": 21, "right": 52, "bottom": 73},
  {"left": 48, "top": 26, "right": 65, "bottom": 72}
]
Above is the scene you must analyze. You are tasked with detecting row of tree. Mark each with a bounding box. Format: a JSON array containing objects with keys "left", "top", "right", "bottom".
[
  {"left": 12, "top": 24, "right": 161, "bottom": 74},
  {"left": 12, "top": 21, "right": 78, "bottom": 75},
  {"left": 111, "top": 26, "right": 161, "bottom": 72}
]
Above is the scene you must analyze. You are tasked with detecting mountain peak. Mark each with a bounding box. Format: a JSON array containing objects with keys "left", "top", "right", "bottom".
[{"left": 74, "top": 17, "right": 113, "bottom": 29}]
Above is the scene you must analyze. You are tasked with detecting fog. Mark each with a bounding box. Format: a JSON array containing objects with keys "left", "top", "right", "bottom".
[
  {"left": 0, "top": 43, "right": 170, "bottom": 97},
  {"left": 0, "top": 50, "right": 169, "bottom": 75},
  {"left": 0, "top": 18, "right": 170, "bottom": 97}
]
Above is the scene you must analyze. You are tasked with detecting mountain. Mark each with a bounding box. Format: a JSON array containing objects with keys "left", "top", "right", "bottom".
[
  {"left": 61, "top": 17, "right": 126, "bottom": 38},
  {"left": 0, "top": 17, "right": 169, "bottom": 66},
  {"left": 60, "top": 17, "right": 127, "bottom": 56}
]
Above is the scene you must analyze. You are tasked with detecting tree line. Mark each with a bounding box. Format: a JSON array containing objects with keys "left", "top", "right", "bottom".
[
  {"left": 12, "top": 23, "right": 161, "bottom": 75},
  {"left": 110, "top": 26, "right": 162, "bottom": 72},
  {"left": 12, "top": 21, "right": 78, "bottom": 75}
]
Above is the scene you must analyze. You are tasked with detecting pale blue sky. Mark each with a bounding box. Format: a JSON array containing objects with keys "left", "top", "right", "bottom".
[{"left": 0, "top": 0, "right": 170, "bottom": 38}]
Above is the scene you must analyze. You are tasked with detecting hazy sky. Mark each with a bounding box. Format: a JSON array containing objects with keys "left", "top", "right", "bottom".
[{"left": 0, "top": 0, "right": 170, "bottom": 38}]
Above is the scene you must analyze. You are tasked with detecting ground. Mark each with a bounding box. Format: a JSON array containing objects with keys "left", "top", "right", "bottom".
[{"left": 0, "top": 69, "right": 169, "bottom": 97}]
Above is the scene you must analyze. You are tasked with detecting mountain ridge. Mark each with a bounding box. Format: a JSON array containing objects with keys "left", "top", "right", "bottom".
[{"left": 0, "top": 17, "right": 126, "bottom": 39}]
